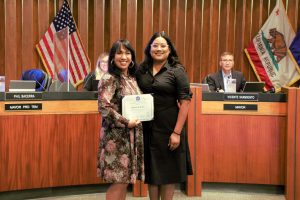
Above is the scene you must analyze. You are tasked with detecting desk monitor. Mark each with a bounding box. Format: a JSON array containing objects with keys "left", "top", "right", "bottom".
[
  {"left": 200, "top": 83, "right": 210, "bottom": 92},
  {"left": 242, "top": 82, "right": 265, "bottom": 93},
  {"left": 9, "top": 80, "right": 36, "bottom": 92},
  {"left": 190, "top": 83, "right": 210, "bottom": 92}
]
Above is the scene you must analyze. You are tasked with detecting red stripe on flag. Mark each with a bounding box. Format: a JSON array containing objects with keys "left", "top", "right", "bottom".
[
  {"left": 68, "top": 57, "right": 77, "bottom": 84},
  {"left": 68, "top": 65, "right": 77, "bottom": 84},
  {"left": 37, "top": 43, "right": 54, "bottom": 77},
  {"left": 41, "top": 37, "right": 55, "bottom": 76},
  {"left": 48, "top": 25, "right": 54, "bottom": 41},
  {"left": 69, "top": 44, "right": 82, "bottom": 80},
  {"left": 73, "top": 32, "right": 89, "bottom": 75},
  {"left": 71, "top": 34, "right": 87, "bottom": 75},
  {"left": 42, "top": 37, "right": 53, "bottom": 60},
  {"left": 246, "top": 42, "right": 273, "bottom": 90}
]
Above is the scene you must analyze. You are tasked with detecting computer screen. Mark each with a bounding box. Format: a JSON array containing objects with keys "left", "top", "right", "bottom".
[
  {"left": 9, "top": 80, "right": 36, "bottom": 92},
  {"left": 242, "top": 82, "right": 265, "bottom": 93}
]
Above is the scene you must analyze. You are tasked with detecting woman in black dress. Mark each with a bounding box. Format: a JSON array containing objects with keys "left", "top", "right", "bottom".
[{"left": 136, "top": 32, "right": 193, "bottom": 200}]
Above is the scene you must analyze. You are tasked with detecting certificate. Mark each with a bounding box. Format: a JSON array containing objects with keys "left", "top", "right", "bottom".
[{"left": 122, "top": 94, "right": 154, "bottom": 121}]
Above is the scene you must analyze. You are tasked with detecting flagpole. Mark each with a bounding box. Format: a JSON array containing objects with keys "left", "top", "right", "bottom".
[{"left": 67, "top": 27, "right": 70, "bottom": 92}]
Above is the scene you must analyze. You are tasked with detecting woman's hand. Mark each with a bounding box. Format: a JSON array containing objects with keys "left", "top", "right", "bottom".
[
  {"left": 168, "top": 133, "right": 180, "bottom": 151},
  {"left": 127, "top": 119, "right": 141, "bottom": 129}
]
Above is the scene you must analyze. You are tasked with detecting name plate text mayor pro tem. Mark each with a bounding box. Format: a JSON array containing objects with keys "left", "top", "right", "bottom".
[{"left": 5, "top": 103, "right": 42, "bottom": 111}]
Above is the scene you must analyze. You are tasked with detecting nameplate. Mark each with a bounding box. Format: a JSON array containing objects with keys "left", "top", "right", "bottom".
[
  {"left": 5, "top": 103, "right": 42, "bottom": 111},
  {"left": 224, "top": 104, "right": 258, "bottom": 111},
  {"left": 224, "top": 93, "right": 258, "bottom": 101},
  {"left": 5, "top": 92, "right": 42, "bottom": 101}
]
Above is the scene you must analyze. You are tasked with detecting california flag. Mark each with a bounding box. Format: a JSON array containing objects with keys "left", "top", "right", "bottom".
[{"left": 245, "top": 0, "right": 300, "bottom": 92}]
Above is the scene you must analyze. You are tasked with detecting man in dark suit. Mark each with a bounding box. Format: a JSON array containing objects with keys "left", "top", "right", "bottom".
[{"left": 207, "top": 52, "right": 246, "bottom": 92}]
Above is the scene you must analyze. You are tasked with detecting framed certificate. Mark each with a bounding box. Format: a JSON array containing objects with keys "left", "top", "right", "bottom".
[{"left": 122, "top": 94, "right": 154, "bottom": 121}]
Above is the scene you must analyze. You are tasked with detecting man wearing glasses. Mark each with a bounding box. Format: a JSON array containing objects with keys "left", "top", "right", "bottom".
[{"left": 207, "top": 52, "right": 246, "bottom": 92}]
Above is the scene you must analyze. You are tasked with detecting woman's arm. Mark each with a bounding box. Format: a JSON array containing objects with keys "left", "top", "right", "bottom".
[
  {"left": 98, "top": 74, "right": 140, "bottom": 129},
  {"left": 98, "top": 74, "right": 129, "bottom": 127},
  {"left": 169, "top": 99, "right": 190, "bottom": 151},
  {"left": 174, "top": 99, "right": 190, "bottom": 134},
  {"left": 169, "top": 66, "right": 192, "bottom": 150}
]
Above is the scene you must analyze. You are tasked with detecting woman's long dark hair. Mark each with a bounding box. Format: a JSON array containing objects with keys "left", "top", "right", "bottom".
[
  {"left": 108, "top": 39, "right": 137, "bottom": 78},
  {"left": 140, "top": 31, "right": 182, "bottom": 72}
]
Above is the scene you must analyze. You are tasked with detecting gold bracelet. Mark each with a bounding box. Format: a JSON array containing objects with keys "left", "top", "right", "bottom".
[{"left": 173, "top": 131, "right": 180, "bottom": 135}]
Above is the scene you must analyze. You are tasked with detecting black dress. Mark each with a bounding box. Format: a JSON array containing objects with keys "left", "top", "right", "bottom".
[{"left": 136, "top": 62, "right": 193, "bottom": 185}]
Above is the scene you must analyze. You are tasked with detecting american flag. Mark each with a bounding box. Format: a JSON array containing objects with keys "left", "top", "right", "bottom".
[{"left": 36, "top": 0, "right": 90, "bottom": 87}]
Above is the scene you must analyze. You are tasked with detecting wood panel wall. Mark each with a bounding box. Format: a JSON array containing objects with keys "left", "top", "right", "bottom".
[{"left": 0, "top": 0, "right": 300, "bottom": 88}]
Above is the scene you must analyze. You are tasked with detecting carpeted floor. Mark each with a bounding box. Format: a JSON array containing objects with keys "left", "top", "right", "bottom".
[
  {"left": 31, "top": 190, "right": 285, "bottom": 200},
  {"left": 0, "top": 183, "right": 285, "bottom": 200}
]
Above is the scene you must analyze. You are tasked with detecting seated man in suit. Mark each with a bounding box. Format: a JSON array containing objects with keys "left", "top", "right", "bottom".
[{"left": 207, "top": 52, "right": 246, "bottom": 92}]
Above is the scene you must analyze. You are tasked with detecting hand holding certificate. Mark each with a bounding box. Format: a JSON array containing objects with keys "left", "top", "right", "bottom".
[{"left": 122, "top": 94, "right": 154, "bottom": 121}]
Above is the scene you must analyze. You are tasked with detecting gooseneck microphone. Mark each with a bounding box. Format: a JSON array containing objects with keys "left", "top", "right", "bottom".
[{"left": 31, "top": 74, "right": 46, "bottom": 91}]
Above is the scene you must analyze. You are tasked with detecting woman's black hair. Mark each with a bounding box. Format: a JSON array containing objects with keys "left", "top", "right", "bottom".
[
  {"left": 140, "top": 31, "right": 182, "bottom": 71},
  {"left": 108, "top": 39, "right": 137, "bottom": 78}
]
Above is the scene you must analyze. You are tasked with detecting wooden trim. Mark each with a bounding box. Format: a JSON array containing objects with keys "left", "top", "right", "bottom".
[
  {"left": 296, "top": 89, "right": 300, "bottom": 200},
  {"left": 77, "top": 0, "right": 89, "bottom": 51},
  {"left": 4, "top": 0, "right": 18, "bottom": 87},
  {"left": 186, "top": 86, "right": 202, "bottom": 196},
  {"left": 132, "top": 180, "right": 147, "bottom": 197},
  {"left": 37, "top": 0, "right": 50, "bottom": 69},
  {"left": 142, "top": 0, "right": 153, "bottom": 49},
  {"left": 284, "top": 87, "right": 300, "bottom": 200},
  {"left": 186, "top": 87, "right": 197, "bottom": 196},
  {"left": 295, "top": 88, "right": 300, "bottom": 199},
  {"left": 22, "top": 0, "right": 34, "bottom": 69},
  {"left": 110, "top": 0, "right": 121, "bottom": 46},
  {"left": 94, "top": 0, "right": 105, "bottom": 63},
  {"left": 126, "top": 0, "right": 137, "bottom": 49}
]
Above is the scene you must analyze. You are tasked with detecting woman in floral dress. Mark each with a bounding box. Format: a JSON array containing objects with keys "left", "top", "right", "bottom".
[{"left": 97, "top": 39, "right": 144, "bottom": 200}]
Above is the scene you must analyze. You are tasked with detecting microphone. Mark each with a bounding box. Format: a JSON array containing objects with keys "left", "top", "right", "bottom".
[
  {"left": 32, "top": 74, "right": 46, "bottom": 91},
  {"left": 226, "top": 75, "right": 232, "bottom": 85},
  {"left": 263, "top": 86, "right": 275, "bottom": 93},
  {"left": 267, "top": 87, "right": 275, "bottom": 93}
]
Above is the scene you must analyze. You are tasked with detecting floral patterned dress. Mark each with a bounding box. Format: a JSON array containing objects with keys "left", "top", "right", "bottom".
[{"left": 97, "top": 73, "right": 144, "bottom": 184}]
